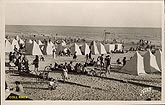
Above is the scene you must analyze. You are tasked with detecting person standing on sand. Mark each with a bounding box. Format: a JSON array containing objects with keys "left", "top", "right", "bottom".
[
  {"left": 52, "top": 49, "right": 56, "bottom": 59},
  {"left": 85, "top": 54, "right": 89, "bottom": 62},
  {"left": 89, "top": 51, "right": 92, "bottom": 59},
  {"left": 33, "top": 55, "right": 39, "bottom": 74},
  {"left": 62, "top": 63, "right": 68, "bottom": 83},
  {"left": 100, "top": 54, "right": 104, "bottom": 69},
  {"left": 122, "top": 57, "right": 127, "bottom": 66},
  {"left": 105, "top": 55, "right": 111, "bottom": 74}
]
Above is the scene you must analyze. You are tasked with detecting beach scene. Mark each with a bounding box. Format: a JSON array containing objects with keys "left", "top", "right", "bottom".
[{"left": 4, "top": 2, "right": 162, "bottom": 101}]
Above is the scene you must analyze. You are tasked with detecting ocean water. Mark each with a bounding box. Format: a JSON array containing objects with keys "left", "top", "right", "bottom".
[{"left": 5, "top": 25, "right": 161, "bottom": 45}]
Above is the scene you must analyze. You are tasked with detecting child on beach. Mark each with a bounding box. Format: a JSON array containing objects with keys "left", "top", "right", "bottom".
[
  {"left": 73, "top": 51, "right": 77, "bottom": 60},
  {"left": 52, "top": 49, "right": 56, "bottom": 59},
  {"left": 32, "top": 55, "right": 39, "bottom": 74},
  {"left": 62, "top": 63, "right": 68, "bottom": 83},
  {"left": 14, "top": 81, "right": 24, "bottom": 93},
  {"left": 40, "top": 55, "right": 45, "bottom": 61},
  {"left": 48, "top": 78, "right": 57, "bottom": 90}
]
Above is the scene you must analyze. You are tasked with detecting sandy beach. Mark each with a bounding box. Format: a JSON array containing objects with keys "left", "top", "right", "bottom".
[{"left": 5, "top": 51, "right": 161, "bottom": 100}]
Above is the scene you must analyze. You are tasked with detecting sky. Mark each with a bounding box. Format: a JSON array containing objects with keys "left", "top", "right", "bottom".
[{"left": 5, "top": 2, "right": 162, "bottom": 27}]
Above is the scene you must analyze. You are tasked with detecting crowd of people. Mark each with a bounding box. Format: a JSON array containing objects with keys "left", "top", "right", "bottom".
[{"left": 6, "top": 37, "right": 129, "bottom": 93}]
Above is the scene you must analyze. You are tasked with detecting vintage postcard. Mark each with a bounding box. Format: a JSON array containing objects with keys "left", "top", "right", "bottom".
[{"left": 1, "top": 0, "right": 164, "bottom": 105}]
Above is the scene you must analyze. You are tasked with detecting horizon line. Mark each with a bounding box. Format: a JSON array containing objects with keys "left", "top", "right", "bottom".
[{"left": 5, "top": 24, "right": 161, "bottom": 28}]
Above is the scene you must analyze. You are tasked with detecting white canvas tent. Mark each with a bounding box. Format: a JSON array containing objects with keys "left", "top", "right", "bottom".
[
  {"left": 70, "top": 43, "right": 82, "bottom": 55},
  {"left": 90, "top": 41, "right": 99, "bottom": 55},
  {"left": 29, "top": 39, "right": 33, "bottom": 43},
  {"left": 49, "top": 41, "right": 55, "bottom": 49},
  {"left": 81, "top": 43, "right": 90, "bottom": 55},
  {"left": 121, "top": 51, "right": 146, "bottom": 76},
  {"left": 42, "top": 41, "right": 54, "bottom": 55},
  {"left": 25, "top": 41, "right": 43, "bottom": 55},
  {"left": 12, "top": 39, "right": 20, "bottom": 51},
  {"left": 104, "top": 44, "right": 115, "bottom": 53},
  {"left": 5, "top": 38, "right": 13, "bottom": 52},
  {"left": 154, "top": 49, "right": 163, "bottom": 71},
  {"left": 61, "top": 40, "right": 66, "bottom": 46},
  {"left": 56, "top": 43, "right": 65, "bottom": 55},
  {"left": 116, "top": 44, "right": 123, "bottom": 51},
  {"left": 143, "top": 50, "right": 160, "bottom": 73},
  {"left": 97, "top": 43, "right": 107, "bottom": 54},
  {"left": 16, "top": 35, "right": 20, "bottom": 41},
  {"left": 19, "top": 38, "right": 24, "bottom": 44},
  {"left": 38, "top": 40, "right": 43, "bottom": 45}
]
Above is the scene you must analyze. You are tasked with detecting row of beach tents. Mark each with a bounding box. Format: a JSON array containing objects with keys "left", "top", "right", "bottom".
[
  {"left": 5, "top": 37, "right": 163, "bottom": 76},
  {"left": 121, "top": 50, "right": 163, "bottom": 75},
  {"left": 5, "top": 37, "right": 123, "bottom": 56}
]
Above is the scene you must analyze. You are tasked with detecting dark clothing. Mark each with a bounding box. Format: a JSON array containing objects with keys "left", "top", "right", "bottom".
[
  {"left": 123, "top": 58, "right": 126, "bottom": 66},
  {"left": 89, "top": 52, "right": 92, "bottom": 59},
  {"left": 33, "top": 58, "right": 39, "bottom": 68},
  {"left": 14, "top": 59, "right": 19, "bottom": 66},
  {"left": 9, "top": 53, "right": 13, "bottom": 62},
  {"left": 100, "top": 56, "right": 103, "bottom": 63},
  {"left": 73, "top": 54, "right": 77, "bottom": 59},
  {"left": 106, "top": 57, "right": 111, "bottom": 66}
]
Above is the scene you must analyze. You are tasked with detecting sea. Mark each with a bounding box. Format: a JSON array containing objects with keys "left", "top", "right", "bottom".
[{"left": 5, "top": 25, "right": 162, "bottom": 46}]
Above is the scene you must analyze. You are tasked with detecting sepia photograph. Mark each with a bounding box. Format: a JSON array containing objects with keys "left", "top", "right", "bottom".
[{"left": 4, "top": 1, "right": 163, "bottom": 101}]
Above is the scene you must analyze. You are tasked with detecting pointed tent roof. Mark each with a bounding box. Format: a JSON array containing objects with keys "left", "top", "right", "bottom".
[
  {"left": 90, "top": 41, "right": 99, "bottom": 55},
  {"left": 25, "top": 41, "right": 43, "bottom": 55},
  {"left": 122, "top": 51, "right": 146, "bottom": 76},
  {"left": 38, "top": 40, "right": 43, "bottom": 45},
  {"left": 154, "top": 49, "right": 163, "bottom": 71},
  {"left": 16, "top": 35, "right": 20, "bottom": 41},
  {"left": 5, "top": 38, "right": 13, "bottom": 52},
  {"left": 12, "top": 39, "right": 19, "bottom": 50},
  {"left": 97, "top": 43, "right": 107, "bottom": 54},
  {"left": 81, "top": 43, "right": 90, "bottom": 55},
  {"left": 70, "top": 43, "right": 82, "bottom": 55},
  {"left": 61, "top": 40, "right": 66, "bottom": 46},
  {"left": 143, "top": 50, "right": 160, "bottom": 73},
  {"left": 104, "top": 44, "right": 115, "bottom": 53},
  {"left": 19, "top": 38, "right": 24, "bottom": 44},
  {"left": 49, "top": 41, "right": 55, "bottom": 49},
  {"left": 42, "top": 41, "right": 54, "bottom": 55},
  {"left": 29, "top": 39, "right": 33, "bottom": 43}
]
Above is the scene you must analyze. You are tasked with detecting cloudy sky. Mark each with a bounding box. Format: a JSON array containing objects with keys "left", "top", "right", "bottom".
[{"left": 5, "top": 2, "right": 162, "bottom": 27}]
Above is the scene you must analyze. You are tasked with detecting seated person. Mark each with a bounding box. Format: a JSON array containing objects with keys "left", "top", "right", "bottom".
[
  {"left": 77, "top": 63, "right": 82, "bottom": 73},
  {"left": 53, "top": 62, "right": 58, "bottom": 70},
  {"left": 58, "top": 64, "right": 64, "bottom": 71},
  {"left": 81, "top": 63, "right": 88, "bottom": 74},
  {"left": 89, "top": 58, "right": 95, "bottom": 66},
  {"left": 40, "top": 55, "right": 45, "bottom": 61},
  {"left": 74, "top": 63, "right": 79, "bottom": 73},
  {"left": 116, "top": 58, "right": 121, "bottom": 64},
  {"left": 48, "top": 78, "right": 57, "bottom": 90},
  {"left": 14, "top": 81, "right": 24, "bottom": 93},
  {"left": 67, "top": 61, "right": 74, "bottom": 72}
]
